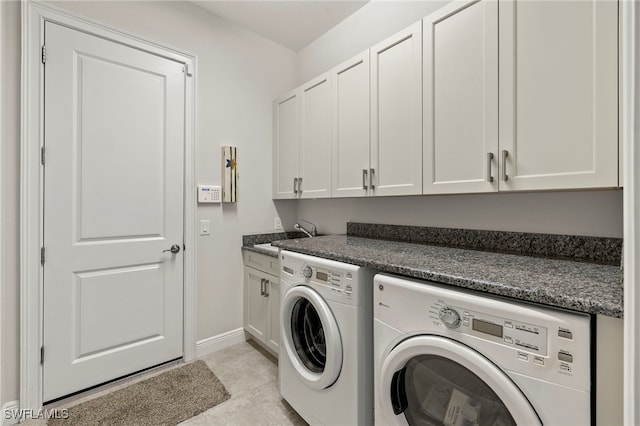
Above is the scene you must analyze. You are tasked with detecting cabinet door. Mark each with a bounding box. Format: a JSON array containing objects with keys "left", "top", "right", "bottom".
[
  {"left": 423, "top": 0, "right": 498, "bottom": 194},
  {"left": 499, "top": 0, "right": 618, "bottom": 190},
  {"left": 266, "top": 278, "right": 280, "bottom": 354},
  {"left": 332, "top": 51, "right": 371, "bottom": 198},
  {"left": 244, "top": 267, "right": 268, "bottom": 344},
  {"left": 272, "top": 90, "right": 300, "bottom": 199},
  {"left": 300, "top": 74, "right": 332, "bottom": 199},
  {"left": 370, "top": 21, "right": 423, "bottom": 196}
]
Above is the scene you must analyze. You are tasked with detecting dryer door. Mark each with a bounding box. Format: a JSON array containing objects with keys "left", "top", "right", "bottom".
[
  {"left": 281, "top": 284, "right": 342, "bottom": 390},
  {"left": 380, "top": 335, "right": 542, "bottom": 426}
]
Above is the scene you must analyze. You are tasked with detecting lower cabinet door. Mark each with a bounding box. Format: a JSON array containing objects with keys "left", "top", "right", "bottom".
[
  {"left": 244, "top": 265, "right": 280, "bottom": 355},
  {"left": 244, "top": 267, "right": 268, "bottom": 344},
  {"left": 266, "top": 278, "right": 280, "bottom": 354}
]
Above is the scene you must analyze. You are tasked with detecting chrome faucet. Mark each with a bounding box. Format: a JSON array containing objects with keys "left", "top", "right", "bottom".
[{"left": 294, "top": 219, "right": 317, "bottom": 238}]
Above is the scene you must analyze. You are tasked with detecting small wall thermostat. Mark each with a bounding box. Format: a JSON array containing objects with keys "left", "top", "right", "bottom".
[{"left": 198, "top": 185, "right": 222, "bottom": 203}]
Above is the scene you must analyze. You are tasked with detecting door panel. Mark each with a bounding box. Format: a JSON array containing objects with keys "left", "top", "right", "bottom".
[
  {"left": 332, "top": 52, "right": 371, "bottom": 198},
  {"left": 423, "top": 0, "right": 498, "bottom": 194},
  {"left": 77, "top": 54, "right": 166, "bottom": 240},
  {"left": 245, "top": 268, "right": 268, "bottom": 343},
  {"left": 272, "top": 91, "right": 300, "bottom": 199},
  {"left": 499, "top": 0, "right": 618, "bottom": 190},
  {"left": 300, "top": 74, "right": 332, "bottom": 198},
  {"left": 44, "top": 22, "right": 185, "bottom": 401},
  {"left": 371, "top": 21, "right": 423, "bottom": 196}
]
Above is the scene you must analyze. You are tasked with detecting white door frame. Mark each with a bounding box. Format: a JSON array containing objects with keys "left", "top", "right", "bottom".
[{"left": 20, "top": 1, "right": 197, "bottom": 411}]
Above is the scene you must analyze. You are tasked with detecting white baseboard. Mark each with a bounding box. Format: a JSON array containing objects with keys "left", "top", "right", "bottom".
[
  {"left": 195, "top": 327, "right": 246, "bottom": 358},
  {"left": 1, "top": 401, "right": 20, "bottom": 426}
]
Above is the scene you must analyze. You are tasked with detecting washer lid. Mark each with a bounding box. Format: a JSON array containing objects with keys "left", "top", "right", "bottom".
[
  {"left": 281, "top": 285, "right": 342, "bottom": 390},
  {"left": 379, "top": 335, "right": 542, "bottom": 426}
]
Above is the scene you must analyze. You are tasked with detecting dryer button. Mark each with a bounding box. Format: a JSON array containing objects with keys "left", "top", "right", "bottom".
[
  {"left": 558, "top": 351, "right": 573, "bottom": 363},
  {"left": 533, "top": 356, "right": 545, "bottom": 366},
  {"left": 517, "top": 352, "right": 529, "bottom": 362},
  {"left": 558, "top": 329, "right": 573, "bottom": 340}
]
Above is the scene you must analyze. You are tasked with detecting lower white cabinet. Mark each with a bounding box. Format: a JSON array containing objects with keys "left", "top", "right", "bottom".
[{"left": 243, "top": 251, "right": 280, "bottom": 355}]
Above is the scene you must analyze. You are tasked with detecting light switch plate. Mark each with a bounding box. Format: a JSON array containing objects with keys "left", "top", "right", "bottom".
[{"left": 200, "top": 220, "right": 210, "bottom": 235}]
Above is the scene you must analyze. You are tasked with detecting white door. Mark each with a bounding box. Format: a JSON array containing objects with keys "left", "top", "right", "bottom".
[
  {"left": 331, "top": 51, "right": 371, "bottom": 198},
  {"left": 300, "top": 74, "right": 332, "bottom": 199},
  {"left": 43, "top": 22, "right": 185, "bottom": 401},
  {"left": 370, "top": 21, "right": 423, "bottom": 196},
  {"left": 498, "top": 0, "right": 618, "bottom": 190},
  {"left": 423, "top": 0, "right": 498, "bottom": 194},
  {"left": 272, "top": 90, "right": 300, "bottom": 199}
]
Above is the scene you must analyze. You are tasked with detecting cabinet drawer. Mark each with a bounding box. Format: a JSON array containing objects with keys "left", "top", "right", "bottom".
[{"left": 243, "top": 250, "right": 279, "bottom": 276}]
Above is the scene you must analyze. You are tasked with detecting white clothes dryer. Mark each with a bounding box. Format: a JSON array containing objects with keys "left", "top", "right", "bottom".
[
  {"left": 279, "top": 250, "right": 375, "bottom": 426},
  {"left": 374, "top": 273, "right": 592, "bottom": 426}
]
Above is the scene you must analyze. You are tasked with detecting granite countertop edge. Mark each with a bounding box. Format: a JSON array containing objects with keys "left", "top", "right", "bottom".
[
  {"left": 242, "top": 245, "right": 279, "bottom": 258},
  {"left": 270, "top": 236, "right": 623, "bottom": 319}
]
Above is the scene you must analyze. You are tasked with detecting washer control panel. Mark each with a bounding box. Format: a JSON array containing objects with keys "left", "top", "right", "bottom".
[{"left": 297, "top": 263, "right": 354, "bottom": 299}]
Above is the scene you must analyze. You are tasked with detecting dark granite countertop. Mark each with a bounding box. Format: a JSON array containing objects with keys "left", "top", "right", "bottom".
[{"left": 271, "top": 235, "right": 623, "bottom": 318}]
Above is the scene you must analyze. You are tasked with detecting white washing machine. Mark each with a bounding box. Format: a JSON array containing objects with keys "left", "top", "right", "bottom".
[
  {"left": 374, "top": 273, "right": 592, "bottom": 426},
  {"left": 279, "top": 250, "right": 375, "bottom": 425}
]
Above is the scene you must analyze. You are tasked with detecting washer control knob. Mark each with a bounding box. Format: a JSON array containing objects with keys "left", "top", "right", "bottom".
[
  {"left": 439, "top": 307, "right": 462, "bottom": 329},
  {"left": 302, "top": 266, "right": 313, "bottom": 279}
]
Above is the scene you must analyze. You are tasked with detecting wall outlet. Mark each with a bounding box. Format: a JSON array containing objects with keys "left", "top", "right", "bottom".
[{"left": 274, "top": 217, "right": 283, "bottom": 231}]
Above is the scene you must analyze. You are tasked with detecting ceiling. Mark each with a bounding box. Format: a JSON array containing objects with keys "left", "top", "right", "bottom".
[{"left": 192, "top": 1, "right": 370, "bottom": 51}]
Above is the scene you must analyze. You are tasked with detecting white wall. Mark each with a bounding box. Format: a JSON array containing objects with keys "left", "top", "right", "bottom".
[
  {"left": 1, "top": 0, "right": 21, "bottom": 409},
  {"left": 298, "top": 0, "right": 447, "bottom": 82},
  {"left": 296, "top": 1, "right": 624, "bottom": 239},
  {"left": 0, "top": 0, "right": 299, "bottom": 406},
  {"left": 298, "top": 191, "right": 623, "bottom": 237}
]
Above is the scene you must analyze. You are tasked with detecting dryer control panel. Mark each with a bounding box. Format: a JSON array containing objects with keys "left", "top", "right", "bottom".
[{"left": 434, "top": 304, "right": 548, "bottom": 356}]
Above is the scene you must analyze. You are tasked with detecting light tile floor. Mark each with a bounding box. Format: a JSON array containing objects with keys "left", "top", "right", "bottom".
[
  {"left": 24, "top": 340, "right": 307, "bottom": 426},
  {"left": 182, "top": 341, "right": 307, "bottom": 425}
]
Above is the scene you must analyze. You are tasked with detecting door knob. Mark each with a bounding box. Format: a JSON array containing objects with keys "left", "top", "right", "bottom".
[{"left": 163, "top": 244, "right": 181, "bottom": 254}]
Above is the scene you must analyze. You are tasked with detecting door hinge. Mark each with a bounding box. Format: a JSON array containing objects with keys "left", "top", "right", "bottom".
[
  {"left": 41, "top": 247, "right": 45, "bottom": 265},
  {"left": 41, "top": 45, "right": 47, "bottom": 64},
  {"left": 41, "top": 146, "right": 45, "bottom": 165},
  {"left": 40, "top": 346, "right": 44, "bottom": 364}
]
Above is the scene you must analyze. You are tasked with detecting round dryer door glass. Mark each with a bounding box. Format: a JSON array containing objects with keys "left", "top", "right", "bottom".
[
  {"left": 291, "top": 298, "right": 326, "bottom": 373},
  {"left": 391, "top": 355, "right": 516, "bottom": 426}
]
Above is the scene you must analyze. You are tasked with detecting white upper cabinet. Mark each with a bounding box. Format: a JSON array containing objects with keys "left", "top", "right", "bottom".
[
  {"left": 272, "top": 90, "right": 300, "bottom": 199},
  {"left": 498, "top": 0, "right": 618, "bottom": 190},
  {"left": 423, "top": 0, "right": 499, "bottom": 194},
  {"left": 331, "top": 51, "right": 371, "bottom": 198},
  {"left": 300, "top": 74, "right": 332, "bottom": 199},
  {"left": 370, "top": 21, "right": 423, "bottom": 196},
  {"left": 273, "top": 76, "right": 332, "bottom": 200}
]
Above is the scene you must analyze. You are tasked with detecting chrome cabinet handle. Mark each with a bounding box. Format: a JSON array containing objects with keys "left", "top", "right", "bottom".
[
  {"left": 370, "top": 168, "right": 375, "bottom": 190},
  {"left": 162, "top": 244, "right": 181, "bottom": 254},
  {"left": 298, "top": 177, "right": 302, "bottom": 194},
  {"left": 264, "top": 280, "right": 270, "bottom": 297},
  {"left": 293, "top": 178, "right": 297, "bottom": 194},
  {"left": 260, "top": 278, "right": 265, "bottom": 296},
  {"left": 362, "top": 169, "right": 368, "bottom": 190},
  {"left": 487, "top": 152, "right": 494, "bottom": 183},
  {"left": 501, "top": 150, "right": 509, "bottom": 181}
]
